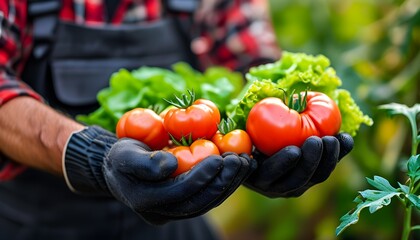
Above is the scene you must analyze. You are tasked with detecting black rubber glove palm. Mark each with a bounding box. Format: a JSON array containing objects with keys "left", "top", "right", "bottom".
[
  {"left": 63, "top": 126, "right": 256, "bottom": 224},
  {"left": 244, "top": 133, "right": 354, "bottom": 198}
]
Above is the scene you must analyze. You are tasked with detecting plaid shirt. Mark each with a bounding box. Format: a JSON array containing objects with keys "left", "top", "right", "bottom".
[{"left": 0, "top": 0, "right": 280, "bottom": 180}]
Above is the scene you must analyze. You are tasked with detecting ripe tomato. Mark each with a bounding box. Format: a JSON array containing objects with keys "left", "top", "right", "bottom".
[
  {"left": 193, "top": 99, "right": 221, "bottom": 124},
  {"left": 246, "top": 91, "right": 341, "bottom": 156},
  {"left": 167, "top": 139, "right": 220, "bottom": 176},
  {"left": 116, "top": 108, "right": 169, "bottom": 150},
  {"left": 159, "top": 106, "right": 176, "bottom": 119},
  {"left": 212, "top": 130, "right": 252, "bottom": 155},
  {"left": 163, "top": 99, "right": 220, "bottom": 141}
]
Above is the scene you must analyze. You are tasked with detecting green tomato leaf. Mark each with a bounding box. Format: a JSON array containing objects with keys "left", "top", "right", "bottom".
[
  {"left": 378, "top": 103, "right": 420, "bottom": 144},
  {"left": 336, "top": 176, "right": 402, "bottom": 236},
  {"left": 407, "top": 155, "right": 420, "bottom": 185},
  {"left": 398, "top": 182, "right": 410, "bottom": 194},
  {"left": 407, "top": 194, "right": 420, "bottom": 210},
  {"left": 361, "top": 190, "right": 400, "bottom": 213},
  {"left": 366, "top": 176, "right": 398, "bottom": 192},
  {"left": 378, "top": 103, "right": 420, "bottom": 120},
  {"left": 336, "top": 187, "right": 401, "bottom": 236}
]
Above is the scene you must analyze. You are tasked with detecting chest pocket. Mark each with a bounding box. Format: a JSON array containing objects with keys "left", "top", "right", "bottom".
[{"left": 50, "top": 20, "right": 192, "bottom": 109}]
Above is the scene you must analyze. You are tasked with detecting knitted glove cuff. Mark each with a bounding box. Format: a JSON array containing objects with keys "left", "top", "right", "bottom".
[{"left": 63, "top": 126, "right": 117, "bottom": 196}]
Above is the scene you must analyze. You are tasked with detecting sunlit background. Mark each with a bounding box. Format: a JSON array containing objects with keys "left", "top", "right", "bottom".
[{"left": 207, "top": 0, "right": 420, "bottom": 239}]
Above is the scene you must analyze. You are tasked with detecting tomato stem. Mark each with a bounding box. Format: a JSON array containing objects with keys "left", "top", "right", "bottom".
[
  {"left": 218, "top": 118, "right": 236, "bottom": 135},
  {"left": 278, "top": 88, "right": 288, "bottom": 104},
  {"left": 147, "top": 104, "right": 165, "bottom": 115},
  {"left": 170, "top": 133, "right": 193, "bottom": 146},
  {"left": 164, "top": 89, "right": 196, "bottom": 109},
  {"left": 287, "top": 90, "right": 308, "bottom": 113}
]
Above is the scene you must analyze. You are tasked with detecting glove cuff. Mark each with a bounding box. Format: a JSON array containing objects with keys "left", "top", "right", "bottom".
[{"left": 63, "top": 126, "right": 117, "bottom": 196}]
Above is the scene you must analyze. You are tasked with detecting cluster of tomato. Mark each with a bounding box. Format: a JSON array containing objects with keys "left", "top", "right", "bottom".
[
  {"left": 116, "top": 91, "right": 342, "bottom": 176},
  {"left": 116, "top": 94, "right": 252, "bottom": 176}
]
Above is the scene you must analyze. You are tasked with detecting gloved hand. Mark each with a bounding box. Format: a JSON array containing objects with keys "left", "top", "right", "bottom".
[
  {"left": 63, "top": 126, "right": 256, "bottom": 224},
  {"left": 243, "top": 133, "right": 354, "bottom": 198}
]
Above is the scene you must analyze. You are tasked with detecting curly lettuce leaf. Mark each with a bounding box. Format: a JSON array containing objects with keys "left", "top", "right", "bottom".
[
  {"left": 335, "top": 89, "right": 373, "bottom": 136},
  {"left": 229, "top": 79, "right": 285, "bottom": 129},
  {"left": 247, "top": 52, "right": 341, "bottom": 97},
  {"left": 229, "top": 51, "right": 373, "bottom": 135}
]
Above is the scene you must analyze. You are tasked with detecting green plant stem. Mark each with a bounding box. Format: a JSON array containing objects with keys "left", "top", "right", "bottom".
[
  {"left": 402, "top": 114, "right": 418, "bottom": 240},
  {"left": 402, "top": 205, "right": 412, "bottom": 240},
  {"left": 408, "top": 116, "right": 418, "bottom": 156},
  {"left": 402, "top": 177, "right": 415, "bottom": 240},
  {"left": 413, "top": 184, "right": 420, "bottom": 194}
]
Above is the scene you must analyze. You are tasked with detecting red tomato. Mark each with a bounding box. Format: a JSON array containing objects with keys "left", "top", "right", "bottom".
[
  {"left": 163, "top": 99, "right": 220, "bottom": 141},
  {"left": 116, "top": 108, "right": 169, "bottom": 150},
  {"left": 211, "top": 129, "right": 253, "bottom": 155},
  {"left": 246, "top": 91, "right": 341, "bottom": 156},
  {"left": 167, "top": 139, "right": 220, "bottom": 176},
  {"left": 193, "top": 99, "right": 221, "bottom": 124},
  {"left": 159, "top": 106, "right": 176, "bottom": 119}
]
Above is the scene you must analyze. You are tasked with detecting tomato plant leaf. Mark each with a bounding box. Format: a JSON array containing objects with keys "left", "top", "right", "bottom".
[
  {"left": 336, "top": 189, "right": 401, "bottom": 236},
  {"left": 336, "top": 176, "right": 403, "bottom": 236},
  {"left": 366, "top": 176, "right": 397, "bottom": 192},
  {"left": 406, "top": 194, "right": 420, "bottom": 210},
  {"left": 339, "top": 102, "right": 420, "bottom": 237},
  {"left": 398, "top": 182, "right": 410, "bottom": 194},
  {"left": 407, "top": 155, "right": 420, "bottom": 185},
  {"left": 378, "top": 103, "right": 420, "bottom": 120},
  {"left": 396, "top": 182, "right": 420, "bottom": 209},
  {"left": 379, "top": 103, "right": 420, "bottom": 151}
]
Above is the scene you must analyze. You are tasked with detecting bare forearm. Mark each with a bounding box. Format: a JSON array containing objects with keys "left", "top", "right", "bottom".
[{"left": 0, "top": 97, "right": 84, "bottom": 175}]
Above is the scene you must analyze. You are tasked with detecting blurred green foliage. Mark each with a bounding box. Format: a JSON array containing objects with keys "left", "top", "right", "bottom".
[{"left": 208, "top": 0, "right": 420, "bottom": 239}]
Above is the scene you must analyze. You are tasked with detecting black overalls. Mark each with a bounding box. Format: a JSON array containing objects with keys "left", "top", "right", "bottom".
[{"left": 0, "top": 0, "right": 221, "bottom": 239}]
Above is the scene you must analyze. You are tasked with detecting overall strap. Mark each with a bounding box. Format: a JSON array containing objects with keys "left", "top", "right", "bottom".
[
  {"left": 22, "top": 0, "right": 61, "bottom": 97},
  {"left": 27, "top": 0, "right": 61, "bottom": 59},
  {"left": 162, "top": 0, "right": 201, "bottom": 69}
]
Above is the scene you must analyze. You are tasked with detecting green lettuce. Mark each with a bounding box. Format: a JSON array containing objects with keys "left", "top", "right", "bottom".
[
  {"left": 228, "top": 51, "right": 373, "bottom": 136},
  {"left": 228, "top": 79, "right": 285, "bottom": 129},
  {"left": 77, "top": 62, "right": 244, "bottom": 132},
  {"left": 335, "top": 89, "right": 374, "bottom": 136}
]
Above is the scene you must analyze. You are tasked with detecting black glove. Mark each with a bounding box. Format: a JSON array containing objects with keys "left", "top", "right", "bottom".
[
  {"left": 244, "top": 133, "right": 353, "bottom": 198},
  {"left": 63, "top": 126, "right": 256, "bottom": 224}
]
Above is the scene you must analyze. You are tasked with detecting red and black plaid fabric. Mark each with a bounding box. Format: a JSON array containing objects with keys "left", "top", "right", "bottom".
[{"left": 0, "top": 0, "right": 281, "bottom": 180}]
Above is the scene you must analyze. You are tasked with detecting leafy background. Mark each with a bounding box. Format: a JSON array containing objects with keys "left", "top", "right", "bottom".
[{"left": 206, "top": 0, "right": 420, "bottom": 239}]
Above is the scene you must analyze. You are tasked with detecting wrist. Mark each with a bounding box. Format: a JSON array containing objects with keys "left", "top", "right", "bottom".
[{"left": 63, "top": 126, "right": 117, "bottom": 196}]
